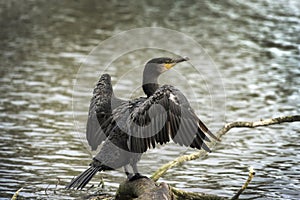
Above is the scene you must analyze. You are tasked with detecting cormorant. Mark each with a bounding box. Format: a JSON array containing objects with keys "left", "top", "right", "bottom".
[{"left": 66, "top": 57, "right": 218, "bottom": 190}]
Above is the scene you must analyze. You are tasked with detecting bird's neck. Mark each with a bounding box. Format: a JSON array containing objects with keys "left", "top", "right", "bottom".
[
  {"left": 143, "top": 83, "right": 159, "bottom": 97},
  {"left": 142, "top": 73, "right": 159, "bottom": 97}
]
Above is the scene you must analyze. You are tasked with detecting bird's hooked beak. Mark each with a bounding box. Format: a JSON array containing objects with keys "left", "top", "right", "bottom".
[{"left": 164, "top": 56, "right": 190, "bottom": 70}]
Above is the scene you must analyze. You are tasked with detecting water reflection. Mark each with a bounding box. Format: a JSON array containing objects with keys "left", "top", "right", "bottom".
[{"left": 0, "top": 0, "right": 299, "bottom": 199}]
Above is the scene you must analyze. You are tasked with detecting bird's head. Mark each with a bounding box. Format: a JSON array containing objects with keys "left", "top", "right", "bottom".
[
  {"left": 142, "top": 56, "right": 189, "bottom": 97},
  {"left": 144, "top": 56, "right": 190, "bottom": 76}
]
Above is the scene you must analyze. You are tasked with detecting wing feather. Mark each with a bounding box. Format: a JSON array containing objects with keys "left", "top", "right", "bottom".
[
  {"left": 86, "top": 74, "right": 113, "bottom": 150},
  {"left": 127, "top": 85, "right": 217, "bottom": 153}
]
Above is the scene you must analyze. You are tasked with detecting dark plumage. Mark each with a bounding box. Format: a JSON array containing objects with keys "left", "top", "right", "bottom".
[{"left": 66, "top": 57, "right": 218, "bottom": 190}]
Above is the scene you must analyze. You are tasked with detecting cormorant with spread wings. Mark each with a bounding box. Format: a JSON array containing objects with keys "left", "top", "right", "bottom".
[{"left": 66, "top": 57, "right": 218, "bottom": 190}]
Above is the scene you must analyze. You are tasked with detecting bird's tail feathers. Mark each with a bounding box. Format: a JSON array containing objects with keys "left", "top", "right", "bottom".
[{"left": 66, "top": 165, "right": 102, "bottom": 190}]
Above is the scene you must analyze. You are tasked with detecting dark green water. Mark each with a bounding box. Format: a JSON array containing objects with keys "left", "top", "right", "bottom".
[{"left": 0, "top": 0, "right": 299, "bottom": 199}]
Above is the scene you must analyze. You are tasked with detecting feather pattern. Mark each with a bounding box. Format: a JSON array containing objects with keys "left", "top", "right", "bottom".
[{"left": 118, "top": 84, "right": 217, "bottom": 153}]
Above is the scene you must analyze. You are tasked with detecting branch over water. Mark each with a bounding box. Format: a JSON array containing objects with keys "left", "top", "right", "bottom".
[{"left": 151, "top": 115, "right": 300, "bottom": 181}]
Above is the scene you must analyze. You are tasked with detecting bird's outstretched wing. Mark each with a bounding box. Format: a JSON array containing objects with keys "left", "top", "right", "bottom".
[
  {"left": 126, "top": 85, "right": 218, "bottom": 153},
  {"left": 86, "top": 74, "right": 124, "bottom": 151}
]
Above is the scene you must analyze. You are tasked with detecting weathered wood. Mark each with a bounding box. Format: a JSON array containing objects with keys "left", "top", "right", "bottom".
[
  {"left": 231, "top": 167, "right": 255, "bottom": 200},
  {"left": 115, "top": 178, "right": 172, "bottom": 200},
  {"left": 115, "top": 178, "right": 227, "bottom": 200},
  {"left": 171, "top": 186, "right": 227, "bottom": 200}
]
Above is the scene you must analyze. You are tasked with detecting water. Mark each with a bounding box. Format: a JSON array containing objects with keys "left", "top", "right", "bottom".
[{"left": 1, "top": 0, "right": 299, "bottom": 199}]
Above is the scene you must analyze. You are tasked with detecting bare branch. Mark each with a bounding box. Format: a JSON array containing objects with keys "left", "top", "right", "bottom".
[
  {"left": 171, "top": 186, "right": 227, "bottom": 200},
  {"left": 151, "top": 115, "right": 300, "bottom": 181},
  {"left": 217, "top": 115, "right": 300, "bottom": 138},
  {"left": 231, "top": 167, "right": 256, "bottom": 200},
  {"left": 11, "top": 187, "right": 23, "bottom": 200}
]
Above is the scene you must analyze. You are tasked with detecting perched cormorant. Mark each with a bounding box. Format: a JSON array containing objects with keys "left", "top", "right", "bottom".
[{"left": 66, "top": 57, "right": 218, "bottom": 190}]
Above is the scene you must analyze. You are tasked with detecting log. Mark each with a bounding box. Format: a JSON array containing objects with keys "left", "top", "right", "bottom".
[
  {"left": 115, "top": 178, "right": 227, "bottom": 200},
  {"left": 115, "top": 178, "right": 172, "bottom": 200}
]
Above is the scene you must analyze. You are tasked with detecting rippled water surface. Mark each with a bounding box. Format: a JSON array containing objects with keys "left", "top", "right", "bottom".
[{"left": 0, "top": 0, "right": 299, "bottom": 199}]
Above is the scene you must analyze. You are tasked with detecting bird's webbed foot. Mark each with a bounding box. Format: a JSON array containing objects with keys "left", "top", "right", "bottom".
[{"left": 128, "top": 173, "right": 149, "bottom": 181}]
